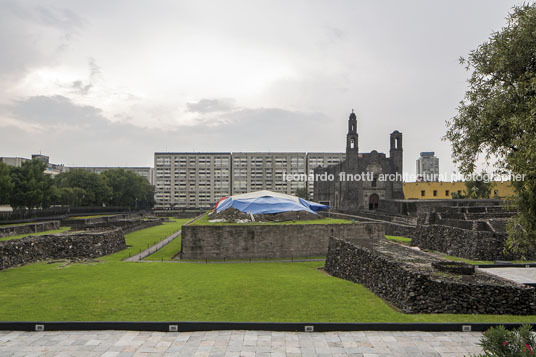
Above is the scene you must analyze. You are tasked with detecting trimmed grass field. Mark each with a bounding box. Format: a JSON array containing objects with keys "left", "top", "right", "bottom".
[
  {"left": 69, "top": 215, "right": 116, "bottom": 219},
  {"left": 102, "top": 218, "right": 186, "bottom": 261},
  {"left": 143, "top": 218, "right": 191, "bottom": 261},
  {"left": 1, "top": 225, "right": 536, "bottom": 322},
  {"left": 144, "top": 235, "right": 182, "bottom": 260},
  {"left": 385, "top": 235, "right": 412, "bottom": 244},
  {"left": 0, "top": 227, "right": 71, "bottom": 242},
  {"left": 1, "top": 260, "right": 536, "bottom": 322},
  {"left": 191, "top": 213, "right": 352, "bottom": 226}
]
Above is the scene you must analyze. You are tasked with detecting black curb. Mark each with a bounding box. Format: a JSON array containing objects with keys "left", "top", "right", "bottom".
[
  {"left": 1, "top": 322, "right": 535, "bottom": 333},
  {"left": 477, "top": 263, "right": 536, "bottom": 268}
]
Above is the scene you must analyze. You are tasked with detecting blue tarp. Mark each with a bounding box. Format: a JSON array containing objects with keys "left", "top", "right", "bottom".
[{"left": 216, "top": 195, "right": 329, "bottom": 215}]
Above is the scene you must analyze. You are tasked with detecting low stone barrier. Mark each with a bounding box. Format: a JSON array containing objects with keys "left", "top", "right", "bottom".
[
  {"left": 79, "top": 219, "right": 163, "bottom": 234},
  {"left": 181, "top": 222, "right": 385, "bottom": 260},
  {"left": 411, "top": 224, "right": 513, "bottom": 261},
  {"left": 0, "top": 229, "right": 126, "bottom": 270},
  {"left": 325, "top": 237, "right": 536, "bottom": 315},
  {"left": 62, "top": 212, "right": 150, "bottom": 227},
  {"left": 322, "top": 211, "right": 416, "bottom": 239},
  {"left": 0, "top": 221, "right": 60, "bottom": 238}
]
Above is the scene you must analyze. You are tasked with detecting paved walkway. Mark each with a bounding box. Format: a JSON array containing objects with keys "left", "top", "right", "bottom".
[
  {"left": 124, "top": 230, "right": 181, "bottom": 262},
  {"left": 482, "top": 267, "right": 536, "bottom": 284},
  {"left": 0, "top": 330, "right": 484, "bottom": 356}
]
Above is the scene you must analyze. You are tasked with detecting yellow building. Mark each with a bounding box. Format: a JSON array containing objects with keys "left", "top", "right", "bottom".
[{"left": 403, "top": 181, "right": 515, "bottom": 199}]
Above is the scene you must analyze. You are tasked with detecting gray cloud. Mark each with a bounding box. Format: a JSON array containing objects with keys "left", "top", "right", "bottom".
[
  {"left": 34, "top": 5, "right": 85, "bottom": 33},
  {"left": 11, "top": 95, "right": 104, "bottom": 125},
  {"left": 70, "top": 57, "right": 101, "bottom": 95},
  {"left": 186, "top": 98, "right": 236, "bottom": 114},
  {"left": 2, "top": 95, "right": 340, "bottom": 166},
  {"left": 0, "top": 1, "right": 85, "bottom": 84},
  {"left": 0, "top": 0, "right": 526, "bottom": 175}
]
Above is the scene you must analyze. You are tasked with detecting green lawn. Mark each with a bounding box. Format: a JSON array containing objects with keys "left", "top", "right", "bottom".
[
  {"left": 1, "top": 260, "right": 535, "bottom": 322},
  {"left": 1, "top": 223, "right": 536, "bottom": 322},
  {"left": 0, "top": 227, "right": 71, "bottom": 242},
  {"left": 385, "top": 235, "right": 412, "bottom": 244},
  {"left": 102, "top": 218, "right": 186, "bottom": 261},
  {"left": 144, "top": 235, "right": 182, "bottom": 260},
  {"left": 191, "top": 213, "right": 352, "bottom": 226},
  {"left": 69, "top": 214, "right": 116, "bottom": 219},
  {"left": 143, "top": 218, "right": 191, "bottom": 261},
  {"left": 0, "top": 222, "right": 38, "bottom": 227}
]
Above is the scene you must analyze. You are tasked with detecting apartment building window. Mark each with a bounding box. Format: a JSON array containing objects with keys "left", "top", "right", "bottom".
[
  {"left": 433, "top": 190, "right": 437, "bottom": 197},
  {"left": 421, "top": 190, "right": 425, "bottom": 197},
  {"left": 445, "top": 190, "right": 450, "bottom": 196}
]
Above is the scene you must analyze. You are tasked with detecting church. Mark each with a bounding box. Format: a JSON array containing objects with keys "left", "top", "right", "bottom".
[{"left": 313, "top": 110, "right": 404, "bottom": 211}]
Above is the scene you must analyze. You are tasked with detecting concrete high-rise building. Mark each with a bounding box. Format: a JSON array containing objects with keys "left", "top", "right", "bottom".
[
  {"left": 416, "top": 152, "right": 439, "bottom": 181},
  {"left": 154, "top": 153, "right": 232, "bottom": 209},
  {"left": 153, "top": 152, "right": 345, "bottom": 209},
  {"left": 231, "top": 152, "right": 307, "bottom": 195}
]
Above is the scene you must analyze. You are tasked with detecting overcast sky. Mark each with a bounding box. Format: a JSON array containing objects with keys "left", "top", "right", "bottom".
[{"left": 0, "top": 0, "right": 526, "bottom": 178}]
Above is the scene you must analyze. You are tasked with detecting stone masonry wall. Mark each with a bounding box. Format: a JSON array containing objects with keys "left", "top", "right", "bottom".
[
  {"left": 0, "top": 221, "right": 60, "bottom": 238},
  {"left": 181, "top": 222, "right": 385, "bottom": 260},
  {"left": 325, "top": 237, "right": 536, "bottom": 315},
  {"left": 0, "top": 229, "right": 126, "bottom": 270},
  {"left": 72, "top": 219, "right": 163, "bottom": 234},
  {"left": 323, "top": 211, "right": 416, "bottom": 239},
  {"left": 411, "top": 224, "right": 518, "bottom": 261}
]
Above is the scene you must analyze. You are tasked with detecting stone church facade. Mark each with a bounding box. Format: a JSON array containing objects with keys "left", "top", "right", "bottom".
[{"left": 313, "top": 110, "right": 404, "bottom": 211}]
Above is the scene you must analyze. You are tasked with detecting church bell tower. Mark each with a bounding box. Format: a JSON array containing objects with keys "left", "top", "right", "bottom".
[{"left": 346, "top": 109, "right": 359, "bottom": 166}]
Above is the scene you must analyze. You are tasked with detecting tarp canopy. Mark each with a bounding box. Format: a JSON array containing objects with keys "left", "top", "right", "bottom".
[{"left": 215, "top": 190, "right": 329, "bottom": 215}]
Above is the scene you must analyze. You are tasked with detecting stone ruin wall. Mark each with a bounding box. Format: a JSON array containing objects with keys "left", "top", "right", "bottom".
[
  {"left": 0, "top": 229, "right": 126, "bottom": 270},
  {"left": 0, "top": 221, "right": 61, "bottom": 238},
  {"left": 181, "top": 222, "right": 385, "bottom": 260},
  {"left": 325, "top": 237, "right": 536, "bottom": 315}
]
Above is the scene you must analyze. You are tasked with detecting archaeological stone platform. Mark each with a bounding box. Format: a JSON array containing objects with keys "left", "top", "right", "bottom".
[{"left": 181, "top": 222, "right": 385, "bottom": 260}]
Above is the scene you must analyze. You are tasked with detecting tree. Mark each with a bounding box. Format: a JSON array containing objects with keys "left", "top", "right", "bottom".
[
  {"left": 58, "top": 187, "right": 87, "bottom": 206},
  {"left": 102, "top": 169, "right": 154, "bottom": 208},
  {"left": 294, "top": 187, "right": 309, "bottom": 200},
  {"left": 0, "top": 162, "right": 13, "bottom": 204},
  {"left": 54, "top": 169, "right": 111, "bottom": 206},
  {"left": 9, "top": 159, "right": 54, "bottom": 210},
  {"left": 444, "top": 4, "right": 536, "bottom": 255},
  {"left": 465, "top": 174, "right": 493, "bottom": 199}
]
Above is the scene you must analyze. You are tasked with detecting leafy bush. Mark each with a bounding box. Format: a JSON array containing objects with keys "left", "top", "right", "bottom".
[{"left": 475, "top": 325, "right": 535, "bottom": 356}]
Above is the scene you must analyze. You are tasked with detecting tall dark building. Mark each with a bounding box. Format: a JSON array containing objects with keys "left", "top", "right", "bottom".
[{"left": 313, "top": 110, "right": 404, "bottom": 211}]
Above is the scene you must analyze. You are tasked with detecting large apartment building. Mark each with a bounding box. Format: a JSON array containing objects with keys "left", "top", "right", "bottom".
[
  {"left": 154, "top": 153, "right": 232, "bottom": 209},
  {"left": 154, "top": 152, "right": 345, "bottom": 209},
  {"left": 231, "top": 152, "right": 307, "bottom": 195}
]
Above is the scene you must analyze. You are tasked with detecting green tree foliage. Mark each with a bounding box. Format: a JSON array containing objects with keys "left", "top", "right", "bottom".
[
  {"left": 465, "top": 174, "right": 493, "bottom": 199},
  {"left": 58, "top": 187, "right": 87, "bottom": 206},
  {"left": 102, "top": 169, "right": 154, "bottom": 208},
  {"left": 54, "top": 169, "right": 112, "bottom": 206},
  {"left": 0, "top": 162, "right": 13, "bottom": 204},
  {"left": 294, "top": 187, "right": 309, "bottom": 200},
  {"left": 9, "top": 159, "right": 54, "bottom": 210},
  {"left": 444, "top": 4, "right": 536, "bottom": 254}
]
